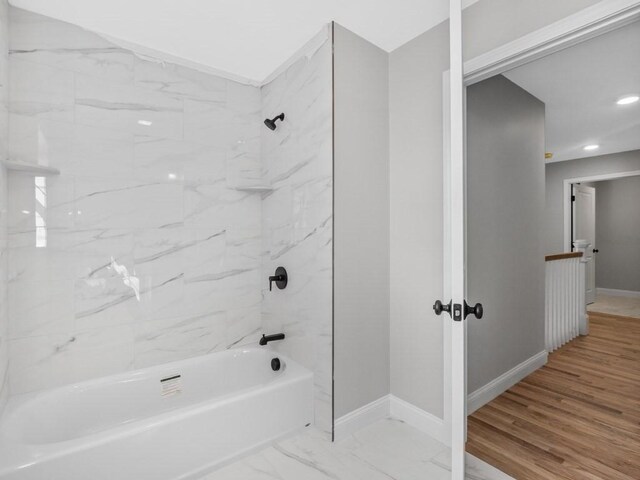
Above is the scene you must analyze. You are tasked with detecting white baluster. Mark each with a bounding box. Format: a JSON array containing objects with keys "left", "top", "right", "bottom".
[{"left": 545, "top": 254, "right": 589, "bottom": 353}]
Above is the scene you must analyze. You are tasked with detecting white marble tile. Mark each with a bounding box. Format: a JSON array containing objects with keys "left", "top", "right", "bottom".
[
  {"left": 225, "top": 305, "right": 262, "bottom": 349},
  {"left": 69, "top": 232, "right": 190, "bottom": 331},
  {"left": 70, "top": 325, "right": 135, "bottom": 383},
  {"left": 184, "top": 183, "right": 260, "bottom": 229},
  {"left": 7, "top": 112, "right": 38, "bottom": 164},
  {"left": 134, "top": 136, "right": 185, "bottom": 183},
  {"left": 341, "top": 419, "right": 451, "bottom": 480},
  {"left": 183, "top": 97, "right": 231, "bottom": 148},
  {"left": 133, "top": 135, "right": 226, "bottom": 185},
  {"left": 9, "top": 57, "right": 75, "bottom": 122},
  {"left": 49, "top": 228, "right": 133, "bottom": 281},
  {"left": 131, "top": 227, "right": 237, "bottom": 324},
  {"left": 2, "top": 7, "right": 264, "bottom": 395},
  {"left": 183, "top": 267, "right": 261, "bottom": 322},
  {"left": 72, "top": 254, "right": 141, "bottom": 332},
  {"left": 227, "top": 81, "right": 261, "bottom": 117},
  {"left": 291, "top": 179, "right": 332, "bottom": 244},
  {"left": 75, "top": 74, "right": 184, "bottom": 140},
  {"left": 7, "top": 173, "right": 77, "bottom": 232},
  {"left": 73, "top": 178, "right": 183, "bottom": 230},
  {"left": 3, "top": 10, "right": 333, "bottom": 408},
  {"left": 0, "top": 0, "right": 9, "bottom": 414},
  {"left": 9, "top": 7, "right": 134, "bottom": 85},
  {"left": 134, "top": 56, "right": 227, "bottom": 102},
  {"left": 431, "top": 450, "right": 517, "bottom": 480},
  {"left": 8, "top": 333, "right": 76, "bottom": 393},
  {"left": 134, "top": 270, "right": 186, "bottom": 323},
  {"left": 8, "top": 325, "right": 135, "bottom": 394},
  {"left": 8, "top": 277, "right": 74, "bottom": 339},
  {"left": 224, "top": 227, "right": 262, "bottom": 271},
  {"left": 134, "top": 227, "right": 227, "bottom": 279},
  {"left": 225, "top": 137, "right": 262, "bottom": 189},
  {"left": 260, "top": 36, "right": 333, "bottom": 435},
  {"left": 12, "top": 119, "right": 135, "bottom": 178},
  {"left": 198, "top": 419, "right": 513, "bottom": 480},
  {"left": 133, "top": 312, "right": 228, "bottom": 369}
]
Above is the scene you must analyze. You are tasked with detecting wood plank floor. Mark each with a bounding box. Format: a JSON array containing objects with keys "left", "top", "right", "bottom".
[{"left": 466, "top": 312, "right": 640, "bottom": 480}]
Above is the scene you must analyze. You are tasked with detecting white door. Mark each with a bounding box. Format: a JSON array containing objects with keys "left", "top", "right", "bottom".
[
  {"left": 573, "top": 185, "right": 596, "bottom": 303},
  {"left": 445, "top": 4, "right": 545, "bottom": 479},
  {"left": 444, "top": 1, "right": 467, "bottom": 478}
]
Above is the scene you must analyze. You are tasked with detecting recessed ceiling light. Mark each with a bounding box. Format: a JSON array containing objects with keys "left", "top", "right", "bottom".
[
  {"left": 168, "top": 173, "right": 177, "bottom": 180},
  {"left": 617, "top": 95, "right": 639, "bottom": 105},
  {"left": 138, "top": 120, "right": 153, "bottom": 126},
  {"left": 21, "top": 210, "right": 30, "bottom": 215},
  {"left": 583, "top": 144, "right": 599, "bottom": 151}
]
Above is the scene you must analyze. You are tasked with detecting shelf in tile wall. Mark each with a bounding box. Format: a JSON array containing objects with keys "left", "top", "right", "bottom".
[
  {"left": 2, "top": 160, "right": 61, "bottom": 176},
  {"left": 231, "top": 185, "right": 273, "bottom": 192}
]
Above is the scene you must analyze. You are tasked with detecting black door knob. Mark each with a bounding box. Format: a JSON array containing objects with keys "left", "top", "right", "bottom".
[
  {"left": 433, "top": 300, "right": 452, "bottom": 316},
  {"left": 592, "top": 249, "right": 599, "bottom": 253},
  {"left": 464, "top": 301, "right": 483, "bottom": 319}
]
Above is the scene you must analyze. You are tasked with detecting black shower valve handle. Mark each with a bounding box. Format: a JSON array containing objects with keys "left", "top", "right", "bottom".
[
  {"left": 268, "top": 275, "right": 283, "bottom": 291},
  {"left": 269, "top": 267, "right": 288, "bottom": 291}
]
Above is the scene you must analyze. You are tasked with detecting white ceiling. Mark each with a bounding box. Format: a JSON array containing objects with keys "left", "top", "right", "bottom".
[
  {"left": 10, "top": 0, "right": 478, "bottom": 83},
  {"left": 504, "top": 20, "right": 640, "bottom": 163}
]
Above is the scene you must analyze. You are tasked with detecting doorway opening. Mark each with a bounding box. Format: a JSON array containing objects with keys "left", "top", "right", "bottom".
[
  {"left": 569, "top": 172, "right": 640, "bottom": 309},
  {"left": 454, "top": 10, "right": 640, "bottom": 480}
]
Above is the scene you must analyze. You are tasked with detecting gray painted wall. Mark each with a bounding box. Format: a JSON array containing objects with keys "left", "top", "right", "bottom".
[
  {"left": 466, "top": 75, "right": 546, "bottom": 394},
  {"left": 333, "top": 23, "right": 390, "bottom": 419},
  {"left": 389, "top": 0, "right": 595, "bottom": 418},
  {"left": 595, "top": 176, "right": 640, "bottom": 292},
  {"left": 389, "top": 20, "right": 448, "bottom": 418},
  {"left": 545, "top": 150, "right": 640, "bottom": 254}
]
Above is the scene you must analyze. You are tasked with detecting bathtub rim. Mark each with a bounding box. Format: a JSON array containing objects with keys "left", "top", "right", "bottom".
[
  {"left": 0, "top": 346, "right": 313, "bottom": 475},
  {"left": 2, "top": 345, "right": 302, "bottom": 423}
]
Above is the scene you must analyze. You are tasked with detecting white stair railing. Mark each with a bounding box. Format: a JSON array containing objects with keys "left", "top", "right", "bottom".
[{"left": 545, "top": 251, "right": 588, "bottom": 352}]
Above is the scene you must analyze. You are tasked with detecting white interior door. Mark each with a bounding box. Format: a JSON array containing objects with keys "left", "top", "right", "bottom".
[
  {"left": 447, "top": 0, "right": 467, "bottom": 478},
  {"left": 446, "top": 5, "right": 545, "bottom": 478},
  {"left": 573, "top": 185, "right": 596, "bottom": 303}
]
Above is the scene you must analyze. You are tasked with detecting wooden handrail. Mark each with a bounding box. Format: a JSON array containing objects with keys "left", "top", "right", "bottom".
[{"left": 545, "top": 252, "right": 583, "bottom": 262}]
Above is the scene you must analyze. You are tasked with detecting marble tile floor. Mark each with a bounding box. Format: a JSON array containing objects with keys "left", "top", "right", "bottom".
[
  {"left": 197, "top": 418, "right": 514, "bottom": 480},
  {"left": 588, "top": 293, "right": 640, "bottom": 318}
]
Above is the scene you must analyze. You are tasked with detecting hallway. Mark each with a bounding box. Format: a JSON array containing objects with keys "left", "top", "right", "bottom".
[
  {"left": 588, "top": 294, "right": 640, "bottom": 319},
  {"left": 466, "top": 312, "right": 640, "bottom": 479}
]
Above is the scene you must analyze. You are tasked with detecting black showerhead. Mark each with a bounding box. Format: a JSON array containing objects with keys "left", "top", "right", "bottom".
[{"left": 264, "top": 113, "right": 285, "bottom": 131}]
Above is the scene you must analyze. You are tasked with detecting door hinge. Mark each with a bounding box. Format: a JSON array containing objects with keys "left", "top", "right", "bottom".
[{"left": 571, "top": 195, "right": 576, "bottom": 201}]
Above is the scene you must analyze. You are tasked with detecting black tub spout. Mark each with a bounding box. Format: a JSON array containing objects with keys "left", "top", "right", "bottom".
[{"left": 259, "top": 333, "right": 285, "bottom": 346}]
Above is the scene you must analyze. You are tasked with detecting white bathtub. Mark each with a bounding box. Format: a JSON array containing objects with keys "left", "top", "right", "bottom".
[{"left": 0, "top": 348, "right": 313, "bottom": 479}]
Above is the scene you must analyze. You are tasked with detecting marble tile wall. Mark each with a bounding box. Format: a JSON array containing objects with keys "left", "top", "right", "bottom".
[
  {"left": 3, "top": 8, "right": 335, "bottom": 432},
  {"left": 0, "top": 0, "right": 8, "bottom": 414},
  {"left": 260, "top": 29, "right": 333, "bottom": 436},
  {"left": 6, "top": 7, "right": 264, "bottom": 394}
]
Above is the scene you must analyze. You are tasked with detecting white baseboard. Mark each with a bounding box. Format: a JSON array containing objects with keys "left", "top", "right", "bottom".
[
  {"left": 334, "top": 395, "right": 390, "bottom": 442},
  {"left": 389, "top": 395, "right": 448, "bottom": 446},
  {"left": 467, "top": 350, "right": 548, "bottom": 415},
  {"left": 596, "top": 288, "right": 640, "bottom": 298},
  {"left": 334, "top": 394, "right": 448, "bottom": 445},
  {"left": 334, "top": 351, "right": 547, "bottom": 445}
]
